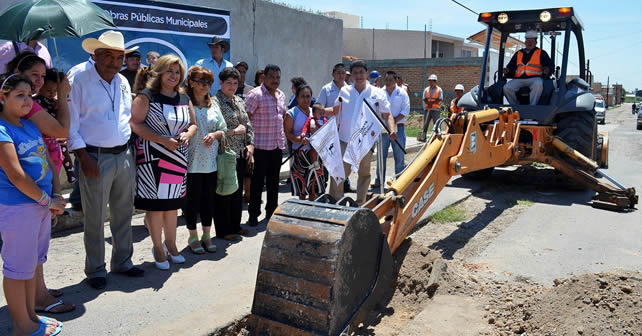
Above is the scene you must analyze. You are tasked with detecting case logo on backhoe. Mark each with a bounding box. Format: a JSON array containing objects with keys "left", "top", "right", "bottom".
[{"left": 412, "top": 182, "right": 435, "bottom": 218}]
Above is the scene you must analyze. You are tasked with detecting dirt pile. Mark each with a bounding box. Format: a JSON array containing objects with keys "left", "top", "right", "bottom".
[{"left": 482, "top": 271, "right": 642, "bottom": 336}]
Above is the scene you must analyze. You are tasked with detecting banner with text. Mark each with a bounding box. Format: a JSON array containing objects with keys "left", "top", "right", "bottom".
[{"left": 49, "top": 0, "right": 230, "bottom": 75}]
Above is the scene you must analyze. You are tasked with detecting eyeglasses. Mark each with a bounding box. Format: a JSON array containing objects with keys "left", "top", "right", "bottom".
[{"left": 191, "top": 78, "right": 212, "bottom": 87}]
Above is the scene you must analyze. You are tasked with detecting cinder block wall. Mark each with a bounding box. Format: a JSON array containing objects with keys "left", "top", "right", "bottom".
[{"left": 346, "top": 58, "right": 483, "bottom": 111}]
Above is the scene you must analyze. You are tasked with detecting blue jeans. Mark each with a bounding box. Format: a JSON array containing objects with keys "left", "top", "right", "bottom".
[{"left": 375, "top": 125, "right": 406, "bottom": 184}]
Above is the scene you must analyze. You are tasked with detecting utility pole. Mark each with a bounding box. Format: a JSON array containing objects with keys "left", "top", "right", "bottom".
[
  {"left": 406, "top": 16, "right": 409, "bottom": 30},
  {"left": 372, "top": 28, "right": 375, "bottom": 60},
  {"left": 424, "top": 24, "right": 428, "bottom": 58},
  {"left": 606, "top": 76, "right": 610, "bottom": 107}
]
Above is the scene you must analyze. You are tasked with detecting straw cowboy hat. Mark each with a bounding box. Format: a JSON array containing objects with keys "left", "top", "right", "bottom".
[{"left": 82, "top": 30, "right": 138, "bottom": 54}]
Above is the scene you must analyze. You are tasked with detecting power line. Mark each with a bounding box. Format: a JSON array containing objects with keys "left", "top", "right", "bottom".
[
  {"left": 589, "top": 29, "right": 642, "bottom": 42},
  {"left": 450, "top": 0, "right": 478, "bottom": 15}
]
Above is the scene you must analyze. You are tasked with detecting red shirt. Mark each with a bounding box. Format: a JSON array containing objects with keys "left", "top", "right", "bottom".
[{"left": 301, "top": 116, "right": 328, "bottom": 136}]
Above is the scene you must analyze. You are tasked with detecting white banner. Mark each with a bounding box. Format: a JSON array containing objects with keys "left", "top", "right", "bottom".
[
  {"left": 309, "top": 118, "right": 345, "bottom": 185},
  {"left": 343, "top": 103, "right": 382, "bottom": 173}
]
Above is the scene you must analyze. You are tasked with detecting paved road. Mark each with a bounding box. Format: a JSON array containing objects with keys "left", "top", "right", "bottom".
[
  {"left": 472, "top": 104, "right": 642, "bottom": 283},
  {"left": 0, "top": 140, "right": 479, "bottom": 336}
]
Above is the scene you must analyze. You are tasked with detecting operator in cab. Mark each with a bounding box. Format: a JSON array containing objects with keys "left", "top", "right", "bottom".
[{"left": 502, "top": 30, "right": 554, "bottom": 105}]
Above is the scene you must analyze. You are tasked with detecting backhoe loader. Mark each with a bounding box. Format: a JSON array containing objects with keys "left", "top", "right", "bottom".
[{"left": 246, "top": 8, "right": 638, "bottom": 335}]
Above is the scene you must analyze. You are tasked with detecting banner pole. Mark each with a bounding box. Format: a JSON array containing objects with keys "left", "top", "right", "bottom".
[
  {"left": 375, "top": 103, "right": 385, "bottom": 194},
  {"left": 362, "top": 98, "right": 407, "bottom": 154}
]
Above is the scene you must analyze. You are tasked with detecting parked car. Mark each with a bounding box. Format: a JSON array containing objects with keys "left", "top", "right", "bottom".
[
  {"left": 637, "top": 109, "right": 642, "bottom": 130},
  {"left": 594, "top": 98, "right": 606, "bottom": 124}
]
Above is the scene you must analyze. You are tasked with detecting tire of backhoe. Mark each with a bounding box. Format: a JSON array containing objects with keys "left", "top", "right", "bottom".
[
  {"left": 461, "top": 167, "right": 494, "bottom": 180},
  {"left": 554, "top": 111, "right": 597, "bottom": 162}
]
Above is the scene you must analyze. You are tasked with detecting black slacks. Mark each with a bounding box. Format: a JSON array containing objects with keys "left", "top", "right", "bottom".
[
  {"left": 213, "top": 158, "right": 246, "bottom": 236},
  {"left": 184, "top": 171, "right": 217, "bottom": 231},
  {"left": 249, "top": 148, "right": 282, "bottom": 219}
]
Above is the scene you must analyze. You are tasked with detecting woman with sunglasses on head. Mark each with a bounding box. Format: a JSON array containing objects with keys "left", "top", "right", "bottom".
[{"left": 183, "top": 66, "right": 227, "bottom": 253}]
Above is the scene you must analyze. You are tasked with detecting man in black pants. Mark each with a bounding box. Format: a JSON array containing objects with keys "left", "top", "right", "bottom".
[{"left": 244, "top": 65, "right": 288, "bottom": 226}]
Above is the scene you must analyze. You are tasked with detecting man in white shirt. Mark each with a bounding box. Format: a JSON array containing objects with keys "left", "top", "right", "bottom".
[
  {"left": 68, "top": 30, "right": 144, "bottom": 289},
  {"left": 67, "top": 56, "right": 95, "bottom": 80},
  {"left": 317, "top": 63, "right": 347, "bottom": 108},
  {"left": 326, "top": 60, "right": 397, "bottom": 205},
  {"left": 195, "top": 36, "right": 233, "bottom": 95},
  {"left": 374, "top": 71, "right": 410, "bottom": 187},
  {"left": 317, "top": 63, "right": 353, "bottom": 192}
]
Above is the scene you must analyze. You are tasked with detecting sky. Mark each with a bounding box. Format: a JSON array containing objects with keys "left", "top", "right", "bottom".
[{"left": 278, "top": 0, "right": 642, "bottom": 91}]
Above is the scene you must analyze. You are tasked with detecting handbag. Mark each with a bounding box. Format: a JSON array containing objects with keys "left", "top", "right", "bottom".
[{"left": 216, "top": 134, "right": 239, "bottom": 196}]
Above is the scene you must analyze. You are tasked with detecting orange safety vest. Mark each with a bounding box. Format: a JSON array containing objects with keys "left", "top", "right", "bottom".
[
  {"left": 424, "top": 86, "right": 441, "bottom": 110},
  {"left": 515, "top": 48, "right": 543, "bottom": 77},
  {"left": 449, "top": 98, "right": 462, "bottom": 115}
]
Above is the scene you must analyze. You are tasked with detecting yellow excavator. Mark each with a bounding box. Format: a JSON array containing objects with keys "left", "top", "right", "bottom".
[{"left": 247, "top": 8, "right": 638, "bottom": 336}]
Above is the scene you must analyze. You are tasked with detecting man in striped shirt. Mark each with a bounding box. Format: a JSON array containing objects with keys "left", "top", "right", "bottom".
[{"left": 244, "top": 64, "right": 287, "bottom": 226}]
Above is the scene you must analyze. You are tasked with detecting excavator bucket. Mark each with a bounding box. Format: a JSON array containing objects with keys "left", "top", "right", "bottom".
[{"left": 248, "top": 199, "right": 393, "bottom": 335}]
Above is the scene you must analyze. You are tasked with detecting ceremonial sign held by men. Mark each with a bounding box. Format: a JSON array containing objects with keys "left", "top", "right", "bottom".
[
  {"left": 309, "top": 117, "right": 344, "bottom": 185},
  {"left": 343, "top": 101, "right": 383, "bottom": 173}
]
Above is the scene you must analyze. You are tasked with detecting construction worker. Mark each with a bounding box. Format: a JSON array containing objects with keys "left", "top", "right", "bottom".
[
  {"left": 503, "top": 30, "right": 554, "bottom": 105},
  {"left": 369, "top": 70, "right": 382, "bottom": 87},
  {"left": 421, "top": 74, "right": 442, "bottom": 141},
  {"left": 449, "top": 84, "right": 464, "bottom": 117}
]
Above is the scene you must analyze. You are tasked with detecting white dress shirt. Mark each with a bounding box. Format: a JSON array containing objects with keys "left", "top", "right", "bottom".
[
  {"left": 194, "top": 57, "right": 233, "bottom": 95},
  {"left": 335, "top": 84, "right": 391, "bottom": 143},
  {"left": 386, "top": 85, "right": 411, "bottom": 124},
  {"left": 67, "top": 57, "right": 95, "bottom": 81},
  {"left": 317, "top": 80, "right": 344, "bottom": 108},
  {"left": 68, "top": 64, "right": 133, "bottom": 151}
]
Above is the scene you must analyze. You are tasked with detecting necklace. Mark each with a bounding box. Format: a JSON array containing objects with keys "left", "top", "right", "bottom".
[{"left": 99, "top": 80, "right": 116, "bottom": 119}]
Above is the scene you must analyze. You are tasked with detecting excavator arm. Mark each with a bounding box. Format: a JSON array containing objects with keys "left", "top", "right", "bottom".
[{"left": 248, "top": 108, "right": 637, "bottom": 335}]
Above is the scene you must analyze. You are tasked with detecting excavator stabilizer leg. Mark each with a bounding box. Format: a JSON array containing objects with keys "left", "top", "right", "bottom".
[{"left": 249, "top": 199, "right": 393, "bottom": 335}]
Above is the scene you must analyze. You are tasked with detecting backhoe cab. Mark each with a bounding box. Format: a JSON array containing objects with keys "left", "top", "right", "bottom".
[{"left": 459, "top": 7, "right": 602, "bottom": 163}]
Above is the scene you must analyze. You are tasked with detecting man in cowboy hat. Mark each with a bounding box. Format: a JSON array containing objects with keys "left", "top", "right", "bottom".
[
  {"left": 67, "top": 30, "right": 144, "bottom": 289},
  {"left": 195, "top": 36, "right": 233, "bottom": 95},
  {"left": 503, "top": 30, "right": 554, "bottom": 105}
]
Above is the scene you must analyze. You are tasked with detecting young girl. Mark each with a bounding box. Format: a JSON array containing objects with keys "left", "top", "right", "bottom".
[
  {"left": 34, "top": 69, "right": 76, "bottom": 183},
  {"left": 0, "top": 74, "right": 66, "bottom": 336},
  {"left": 300, "top": 103, "right": 328, "bottom": 167}
]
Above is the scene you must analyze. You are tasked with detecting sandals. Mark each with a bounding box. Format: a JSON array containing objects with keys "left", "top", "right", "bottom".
[
  {"left": 48, "top": 288, "right": 63, "bottom": 298},
  {"left": 35, "top": 299, "right": 75, "bottom": 314},
  {"left": 39, "top": 316, "right": 62, "bottom": 328},
  {"left": 188, "top": 236, "right": 205, "bottom": 254},
  {"left": 201, "top": 235, "right": 217, "bottom": 253},
  {"left": 29, "top": 321, "right": 61, "bottom": 336}
]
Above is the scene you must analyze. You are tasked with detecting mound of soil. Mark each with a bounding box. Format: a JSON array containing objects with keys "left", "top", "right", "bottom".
[{"left": 482, "top": 271, "right": 642, "bottom": 336}]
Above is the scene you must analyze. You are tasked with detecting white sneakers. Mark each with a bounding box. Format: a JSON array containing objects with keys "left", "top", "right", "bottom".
[{"left": 153, "top": 243, "right": 185, "bottom": 270}]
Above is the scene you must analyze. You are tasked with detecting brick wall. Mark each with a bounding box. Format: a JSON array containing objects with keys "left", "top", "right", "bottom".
[{"left": 346, "top": 58, "right": 483, "bottom": 111}]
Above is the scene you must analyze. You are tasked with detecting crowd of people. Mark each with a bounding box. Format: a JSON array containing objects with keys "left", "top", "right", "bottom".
[{"left": 0, "top": 28, "right": 474, "bottom": 335}]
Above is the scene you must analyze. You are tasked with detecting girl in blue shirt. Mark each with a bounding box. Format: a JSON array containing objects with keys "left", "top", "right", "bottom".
[{"left": 0, "top": 74, "right": 66, "bottom": 336}]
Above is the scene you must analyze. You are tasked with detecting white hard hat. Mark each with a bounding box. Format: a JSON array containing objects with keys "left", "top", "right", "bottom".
[
  {"left": 525, "top": 30, "right": 538, "bottom": 39},
  {"left": 455, "top": 84, "right": 464, "bottom": 91},
  {"left": 428, "top": 74, "right": 438, "bottom": 81}
]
